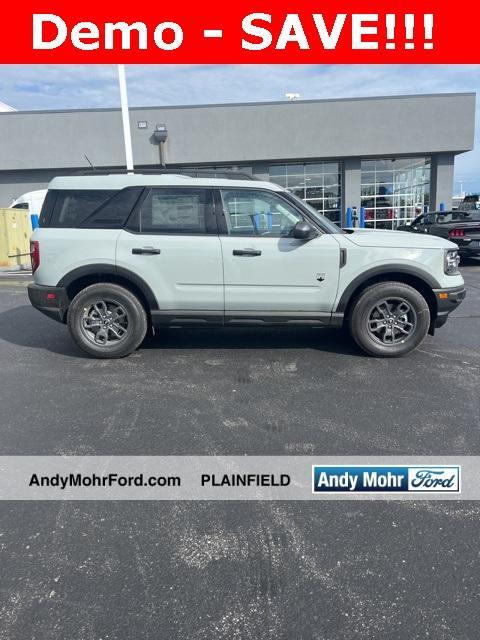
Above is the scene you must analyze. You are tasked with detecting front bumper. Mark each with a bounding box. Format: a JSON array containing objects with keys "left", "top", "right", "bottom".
[
  {"left": 432, "top": 285, "right": 466, "bottom": 329},
  {"left": 27, "top": 283, "right": 69, "bottom": 323}
]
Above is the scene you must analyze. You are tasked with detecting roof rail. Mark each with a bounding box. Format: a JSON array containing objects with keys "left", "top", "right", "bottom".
[{"left": 72, "top": 168, "right": 259, "bottom": 180}]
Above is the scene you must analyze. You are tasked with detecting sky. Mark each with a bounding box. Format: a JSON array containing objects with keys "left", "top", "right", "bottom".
[{"left": 0, "top": 64, "right": 478, "bottom": 193}]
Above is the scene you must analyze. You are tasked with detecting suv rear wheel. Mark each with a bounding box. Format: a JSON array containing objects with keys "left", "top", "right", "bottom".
[
  {"left": 348, "top": 281, "right": 430, "bottom": 357},
  {"left": 67, "top": 283, "right": 147, "bottom": 358}
]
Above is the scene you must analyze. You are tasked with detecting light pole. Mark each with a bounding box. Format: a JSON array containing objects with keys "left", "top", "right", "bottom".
[{"left": 117, "top": 64, "right": 134, "bottom": 173}]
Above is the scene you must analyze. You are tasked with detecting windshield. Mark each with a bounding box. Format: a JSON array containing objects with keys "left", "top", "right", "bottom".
[{"left": 286, "top": 192, "right": 344, "bottom": 234}]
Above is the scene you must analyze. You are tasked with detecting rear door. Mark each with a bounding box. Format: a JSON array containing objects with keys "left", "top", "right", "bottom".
[
  {"left": 116, "top": 187, "right": 224, "bottom": 321},
  {"left": 216, "top": 188, "right": 341, "bottom": 320}
]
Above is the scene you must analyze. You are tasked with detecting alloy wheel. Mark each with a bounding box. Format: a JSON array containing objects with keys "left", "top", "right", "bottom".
[
  {"left": 367, "top": 298, "right": 417, "bottom": 345},
  {"left": 80, "top": 300, "right": 129, "bottom": 346}
]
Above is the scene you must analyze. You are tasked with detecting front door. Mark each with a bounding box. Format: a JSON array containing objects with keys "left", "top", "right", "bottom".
[
  {"left": 116, "top": 187, "right": 223, "bottom": 321},
  {"left": 217, "top": 188, "right": 341, "bottom": 321}
]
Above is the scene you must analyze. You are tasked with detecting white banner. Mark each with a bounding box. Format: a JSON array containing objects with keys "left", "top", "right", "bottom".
[{"left": 0, "top": 456, "right": 476, "bottom": 500}]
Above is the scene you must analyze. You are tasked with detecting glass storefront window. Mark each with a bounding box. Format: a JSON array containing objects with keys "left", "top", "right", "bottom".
[
  {"left": 360, "top": 157, "right": 430, "bottom": 229},
  {"left": 269, "top": 161, "right": 342, "bottom": 225}
]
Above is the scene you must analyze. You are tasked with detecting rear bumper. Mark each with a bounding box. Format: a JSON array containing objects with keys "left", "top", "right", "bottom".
[
  {"left": 27, "top": 283, "right": 69, "bottom": 323},
  {"left": 458, "top": 246, "right": 480, "bottom": 256},
  {"left": 455, "top": 238, "right": 480, "bottom": 255},
  {"left": 432, "top": 285, "right": 466, "bottom": 329}
]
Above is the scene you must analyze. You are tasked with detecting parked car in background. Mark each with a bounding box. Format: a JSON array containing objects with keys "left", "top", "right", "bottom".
[
  {"left": 10, "top": 189, "right": 47, "bottom": 217},
  {"left": 397, "top": 210, "right": 480, "bottom": 258},
  {"left": 452, "top": 195, "right": 464, "bottom": 210},
  {"left": 458, "top": 194, "right": 480, "bottom": 212}
]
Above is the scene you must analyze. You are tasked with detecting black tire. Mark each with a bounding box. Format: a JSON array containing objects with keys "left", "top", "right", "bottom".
[
  {"left": 348, "top": 281, "right": 430, "bottom": 357},
  {"left": 67, "top": 283, "right": 148, "bottom": 358}
]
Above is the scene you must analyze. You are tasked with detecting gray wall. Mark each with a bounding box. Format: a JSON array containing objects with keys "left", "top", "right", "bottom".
[
  {"left": 0, "top": 93, "right": 475, "bottom": 214},
  {"left": 0, "top": 169, "right": 78, "bottom": 205},
  {"left": 0, "top": 93, "right": 475, "bottom": 172}
]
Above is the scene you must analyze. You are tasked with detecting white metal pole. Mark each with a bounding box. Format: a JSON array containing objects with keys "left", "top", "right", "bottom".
[{"left": 117, "top": 64, "right": 134, "bottom": 173}]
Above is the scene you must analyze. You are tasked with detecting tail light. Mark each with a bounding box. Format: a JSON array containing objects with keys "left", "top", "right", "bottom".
[
  {"left": 449, "top": 229, "right": 465, "bottom": 238},
  {"left": 30, "top": 241, "right": 40, "bottom": 274}
]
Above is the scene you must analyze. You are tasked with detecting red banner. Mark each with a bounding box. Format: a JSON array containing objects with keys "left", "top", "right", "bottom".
[{"left": 0, "top": 0, "right": 478, "bottom": 63}]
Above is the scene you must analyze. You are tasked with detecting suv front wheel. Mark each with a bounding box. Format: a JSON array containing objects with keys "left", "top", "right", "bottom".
[
  {"left": 348, "top": 281, "right": 430, "bottom": 357},
  {"left": 67, "top": 283, "right": 148, "bottom": 358}
]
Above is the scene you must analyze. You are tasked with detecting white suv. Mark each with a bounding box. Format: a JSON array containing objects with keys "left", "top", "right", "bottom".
[{"left": 28, "top": 171, "right": 465, "bottom": 358}]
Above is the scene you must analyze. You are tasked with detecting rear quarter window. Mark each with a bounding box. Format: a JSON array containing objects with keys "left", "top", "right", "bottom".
[
  {"left": 40, "top": 190, "right": 116, "bottom": 228},
  {"left": 39, "top": 191, "right": 57, "bottom": 227}
]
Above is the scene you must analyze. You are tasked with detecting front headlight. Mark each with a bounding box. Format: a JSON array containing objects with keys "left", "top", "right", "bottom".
[{"left": 444, "top": 249, "right": 460, "bottom": 275}]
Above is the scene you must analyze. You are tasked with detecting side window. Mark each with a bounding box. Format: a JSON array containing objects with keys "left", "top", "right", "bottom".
[
  {"left": 135, "top": 188, "right": 211, "bottom": 234},
  {"left": 48, "top": 190, "right": 116, "bottom": 228},
  {"left": 424, "top": 213, "right": 436, "bottom": 225},
  {"left": 220, "top": 189, "right": 303, "bottom": 237},
  {"left": 81, "top": 187, "right": 143, "bottom": 228}
]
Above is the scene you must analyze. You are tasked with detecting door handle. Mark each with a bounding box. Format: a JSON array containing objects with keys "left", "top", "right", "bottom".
[
  {"left": 232, "top": 249, "right": 262, "bottom": 257},
  {"left": 132, "top": 247, "right": 161, "bottom": 255}
]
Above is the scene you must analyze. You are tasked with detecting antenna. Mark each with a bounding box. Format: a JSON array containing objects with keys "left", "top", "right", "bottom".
[{"left": 84, "top": 154, "right": 95, "bottom": 170}]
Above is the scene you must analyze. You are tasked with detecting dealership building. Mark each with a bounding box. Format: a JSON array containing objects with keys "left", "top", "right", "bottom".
[{"left": 0, "top": 92, "right": 475, "bottom": 227}]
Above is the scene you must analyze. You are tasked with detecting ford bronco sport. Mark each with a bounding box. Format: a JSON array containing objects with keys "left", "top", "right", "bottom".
[{"left": 28, "top": 171, "right": 465, "bottom": 358}]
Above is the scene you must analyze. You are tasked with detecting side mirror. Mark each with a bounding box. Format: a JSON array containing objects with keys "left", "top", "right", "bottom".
[{"left": 293, "top": 221, "right": 316, "bottom": 240}]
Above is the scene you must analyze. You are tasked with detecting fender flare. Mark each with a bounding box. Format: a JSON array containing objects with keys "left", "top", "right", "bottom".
[
  {"left": 57, "top": 264, "right": 159, "bottom": 310},
  {"left": 335, "top": 264, "right": 441, "bottom": 313}
]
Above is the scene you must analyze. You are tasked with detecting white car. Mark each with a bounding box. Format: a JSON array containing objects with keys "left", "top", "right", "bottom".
[
  {"left": 10, "top": 189, "right": 47, "bottom": 216},
  {"left": 28, "top": 171, "right": 465, "bottom": 358}
]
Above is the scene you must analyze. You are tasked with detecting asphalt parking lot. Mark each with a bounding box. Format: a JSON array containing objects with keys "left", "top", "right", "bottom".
[{"left": 1, "top": 261, "right": 480, "bottom": 639}]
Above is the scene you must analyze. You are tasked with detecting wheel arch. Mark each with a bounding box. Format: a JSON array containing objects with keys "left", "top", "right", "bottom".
[
  {"left": 57, "top": 265, "right": 159, "bottom": 321},
  {"left": 337, "top": 266, "right": 440, "bottom": 332}
]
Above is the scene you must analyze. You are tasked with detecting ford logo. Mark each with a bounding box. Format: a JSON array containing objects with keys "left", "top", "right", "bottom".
[{"left": 409, "top": 468, "right": 458, "bottom": 489}]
